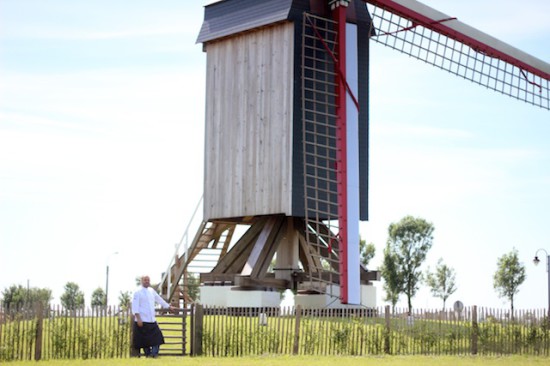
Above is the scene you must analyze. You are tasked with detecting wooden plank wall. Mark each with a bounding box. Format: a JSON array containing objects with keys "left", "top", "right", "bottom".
[{"left": 204, "top": 22, "right": 294, "bottom": 220}]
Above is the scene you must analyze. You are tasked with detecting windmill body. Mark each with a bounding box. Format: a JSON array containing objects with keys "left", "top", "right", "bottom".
[{"left": 158, "top": 0, "right": 549, "bottom": 309}]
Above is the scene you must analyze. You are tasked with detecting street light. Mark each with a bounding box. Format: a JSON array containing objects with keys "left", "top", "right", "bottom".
[
  {"left": 105, "top": 252, "right": 119, "bottom": 307},
  {"left": 533, "top": 249, "right": 550, "bottom": 319}
]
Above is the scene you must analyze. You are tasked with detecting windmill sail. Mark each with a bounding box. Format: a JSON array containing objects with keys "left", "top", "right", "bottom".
[{"left": 364, "top": 0, "right": 550, "bottom": 110}]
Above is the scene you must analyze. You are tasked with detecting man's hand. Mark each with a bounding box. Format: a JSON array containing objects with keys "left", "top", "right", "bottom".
[
  {"left": 136, "top": 314, "right": 143, "bottom": 327},
  {"left": 169, "top": 305, "right": 178, "bottom": 313}
]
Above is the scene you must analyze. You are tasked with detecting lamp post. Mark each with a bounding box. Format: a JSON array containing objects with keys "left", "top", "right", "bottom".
[
  {"left": 105, "top": 252, "right": 119, "bottom": 307},
  {"left": 533, "top": 249, "right": 550, "bottom": 319}
]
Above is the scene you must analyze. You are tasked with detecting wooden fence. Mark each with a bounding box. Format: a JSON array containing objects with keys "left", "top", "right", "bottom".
[
  {"left": 0, "top": 305, "right": 132, "bottom": 361},
  {"left": 193, "top": 305, "right": 550, "bottom": 357},
  {"left": 1, "top": 304, "right": 549, "bottom": 361}
]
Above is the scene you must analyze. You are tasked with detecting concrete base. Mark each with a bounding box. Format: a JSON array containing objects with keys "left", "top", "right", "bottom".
[
  {"left": 360, "top": 284, "right": 377, "bottom": 308},
  {"left": 199, "top": 284, "right": 375, "bottom": 309},
  {"left": 199, "top": 286, "right": 232, "bottom": 307},
  {"left": 294, "top": 284, "right": 377, "bottom": 309},
  {"left": 199, "top": 285, "right": 282, "bottom": 308}
]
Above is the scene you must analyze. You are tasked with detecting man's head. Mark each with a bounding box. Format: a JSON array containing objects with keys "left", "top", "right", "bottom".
[{"left": 141, "top": 276, "right": 151, "bottom": 288}]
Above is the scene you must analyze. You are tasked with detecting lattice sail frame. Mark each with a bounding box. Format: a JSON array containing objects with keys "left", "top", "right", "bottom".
[
  {"left": 365, "top": 0, "right": 550, "bottom": 110},
  {"left": 301, "top": 13, "right": 342, "bottom": 299}
]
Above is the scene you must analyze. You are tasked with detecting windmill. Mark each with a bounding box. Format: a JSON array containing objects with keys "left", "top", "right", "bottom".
[{"left": 158, "top": 0, "right": 549, "bottom": 308}]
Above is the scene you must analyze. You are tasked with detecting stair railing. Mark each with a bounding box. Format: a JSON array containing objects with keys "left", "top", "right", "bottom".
[{"left": 158, "top": 195, "right": 204, "bottom": 298}]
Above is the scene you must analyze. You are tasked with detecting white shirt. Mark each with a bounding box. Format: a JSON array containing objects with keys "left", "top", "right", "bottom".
[{"left": 131, "top": 286, "right": 170, "bottom": 323}]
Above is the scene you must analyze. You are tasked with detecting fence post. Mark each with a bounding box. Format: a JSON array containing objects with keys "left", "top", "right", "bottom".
[
  {"left": 193, "top": 304, "right": 203, "bottom": 356},
  {"left": 384, "top": 305, "right": 391, "bottom": 354},
  {"left": 182, "top": 306, "right": 186, "bottom": 356},
  {"left": 293, "top": 305, "right": 301, "bottom": 355},
  {"left": 471, "top": 305, "right": 478, "bottom": 355},
  {"left": 129, "top": 310, "right": 140, "bottom": 357},
  {"left": 189, "top": 304, "right": 195, "bottom": 356},
  {"left": 34, "top": 303, "right": 44, "bottom": 361}
]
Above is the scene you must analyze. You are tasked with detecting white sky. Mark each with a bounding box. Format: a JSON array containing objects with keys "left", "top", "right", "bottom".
[{"left": 1, "top": 0, "right": 549, "bottom": 310}]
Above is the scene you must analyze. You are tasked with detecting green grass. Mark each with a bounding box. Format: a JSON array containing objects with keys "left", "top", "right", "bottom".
[{"left": 3, "top": 355, "right": 549, "bottom": 366}]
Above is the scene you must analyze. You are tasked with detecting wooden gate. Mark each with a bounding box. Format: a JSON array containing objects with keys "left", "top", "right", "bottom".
[{"left": 156, "top": 307, "right": 191, "bottom": 356}]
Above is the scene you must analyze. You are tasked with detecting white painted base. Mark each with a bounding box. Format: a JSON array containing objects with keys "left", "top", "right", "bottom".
[
  {"left": 226, "top": 290, "right": 281, "bottom": 308},
  {"left": 199, "top": 285, "right": 281, "bottom": 308},
  {"left": 294, "top": 284, "right": 377, "bottom": 309},
  {"left": 199, "top": 286, "right": 232, "bottom": 307},
  {"left": 360, "top": 284, "right": 377, "bottom": 308},
  {"left": 199, "top": 284, "right": 376, "bottom": 309}
]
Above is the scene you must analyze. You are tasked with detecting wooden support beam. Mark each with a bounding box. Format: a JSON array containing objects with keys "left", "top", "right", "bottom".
[
  {"left": 200, "top": 273, "right": 289, "bottom": 291},
  {"left": 219, "top": 225, "right": 236, "bottom": 258},
  {"left": 210, "top": 217, "right": 268, "bottom": 274},
  {"left": 297, "top": 232, "right": 317, "bottom": 273},
  {"left": 297, "top": 218, "right": 340, "bottom": 272},
  {"left": 250, "top": 216, "right": 286, "bottom": 279},
  {"left": 242, "top": 216, "right": 284, "bottom": 276},
  {"left": 360, "top": 268, "right": 381, "bottom": 283},
  {"left": 233, "top": 275, "right": 288, "bottom": 290},
  {"left": 294, "top": 271, "right": 341, "bottom": 284},
  {"left": 293, "top": 268, "right": 380, "bottom": 285},
  {"left": 210, "top": 223, "right": 232, "bottom": 249}
]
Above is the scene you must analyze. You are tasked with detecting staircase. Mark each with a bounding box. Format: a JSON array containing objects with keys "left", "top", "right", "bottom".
[{"left": 157, "top": 199, "right": 237, "bottom": 306}]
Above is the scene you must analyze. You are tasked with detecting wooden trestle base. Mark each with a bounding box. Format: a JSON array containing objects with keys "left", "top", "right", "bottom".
[{"left": 160, "top": 215, "right": 379, "bottom": 307}]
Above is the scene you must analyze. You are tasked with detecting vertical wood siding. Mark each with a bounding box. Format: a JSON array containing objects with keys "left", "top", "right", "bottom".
[{"left": 204, "top": 22, "right": 294, "bottom": 220}]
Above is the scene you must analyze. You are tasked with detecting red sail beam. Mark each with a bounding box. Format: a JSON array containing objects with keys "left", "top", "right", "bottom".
[
  {"left": 332, "top": 2, "right": 350, "bottom": 304},
  {"left": 364, "top": 0, "right": 550, "bottom": 81}
]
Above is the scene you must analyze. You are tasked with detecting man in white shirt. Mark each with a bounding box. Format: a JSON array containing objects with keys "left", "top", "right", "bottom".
[{"left": 131, "top": 275, "right": 175, "bottom": 358}]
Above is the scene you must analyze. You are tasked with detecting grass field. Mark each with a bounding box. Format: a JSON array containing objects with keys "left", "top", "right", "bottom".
[{"left": 4, "top": 355, "right": 549, "bottom": 366}]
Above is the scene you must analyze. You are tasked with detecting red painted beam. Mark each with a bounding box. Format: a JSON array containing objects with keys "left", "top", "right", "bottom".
[
  {"left": 364, "top": 0, "right": 550, "bottom": 81},
  {"left": 332, "top": 3, "right": 349, "bottom": 304}
]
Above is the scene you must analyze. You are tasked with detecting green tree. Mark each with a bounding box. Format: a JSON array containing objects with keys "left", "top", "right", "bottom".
[
  {"left": 359, "top": 239, "right": 376, "bottom": 268},
  {"left": 1, "top": 284, "right": 25, "bottom": 311},
  {"left": 1, "top": 284, "right": 52, "bottom": 310},
  {"left": 118, "top": 291, "right": 132, "bottom": 310},
  {"left": 381, "top": 244, "right": 403, "bottom": 313},
  {"left": 91, "top": 287, "right": 106, "bottom": 307},
  {"left": 60, "top": 282, "right": 85, "bottom": 310},
  {"left": 493, "top": 248, "right": 526, "bottom": 314},
  {"left": 426, "top": 258, "right": 457, "bottom": 310},
  {"left": 387, "top": 215, "right": 434, "bottom": 313},
  {"left": 28, "top": 287, "right": 53, "bottom": 308},
  {"left": 187, "top": 273, "right": 200, "bottom": 302}
]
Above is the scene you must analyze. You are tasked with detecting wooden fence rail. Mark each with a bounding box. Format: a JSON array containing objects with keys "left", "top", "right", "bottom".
[
  {"left": 1, "top": 304, "right": 549, "bottom": 361},
  {"left": 0, "top": 305, "right": 132, "bottom": 361},
  {"left": 192, "top": 305, "right": 550, "bottom": 357}
]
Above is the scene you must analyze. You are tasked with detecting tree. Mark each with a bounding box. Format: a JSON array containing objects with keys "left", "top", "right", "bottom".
[
  {"left": 387, "top": 215, "right": 434, "bottom": 313},
  {"left": 91, "top": 287, "right": 106, "bottom": 307},
  {"left": 29, "top": 287, "right": 53, "bottom": 309},
  {"left": 359, "top": 239, "right": 376, "bottom": 268},
  {"left": 493, "top": 248, "right": 526, "bottom": 314},
  {"left": 426, "top": 258, "right": 457, "bottom": 310},
  {"left": 118, "top": 291, "right": 132, "bottom": 310},
  {"left": 187, "top": 273, "right": 200, "bottom": 302},
  {"left": 1, "top": 284, "right": 25, "bottom": 311},
  {"left": 60, "top": 282, "right": 85, "bottom": 310},
  {"left": 380, "top": 244, "right": 403, "bottom": 313},
  {"left": 1, "top": 284, "right": 52, "bottom": 311}
]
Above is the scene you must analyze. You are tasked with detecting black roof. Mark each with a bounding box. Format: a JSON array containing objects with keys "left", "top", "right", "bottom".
[
  {"left": 196, "top": 0, "right": 298, "bottom": 44},
  {"left": 196, "top": 0, "right": 372, "bottom": 44}
]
